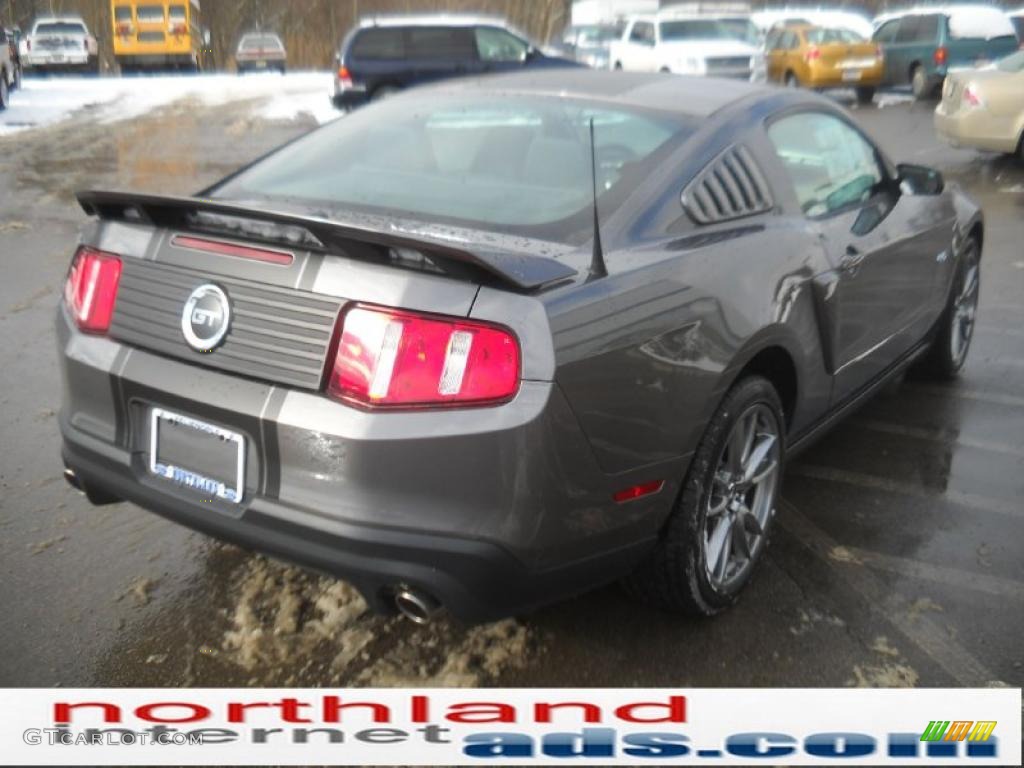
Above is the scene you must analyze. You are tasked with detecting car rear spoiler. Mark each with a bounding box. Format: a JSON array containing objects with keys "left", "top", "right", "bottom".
[{"left": 76, "top": 190, "right": 578, "bottom": 292}]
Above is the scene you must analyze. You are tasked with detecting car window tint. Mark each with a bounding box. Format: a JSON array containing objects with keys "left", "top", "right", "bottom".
[
  {"left": 351, "top": 28, "right": 404, "bottom": 59},
  {"left": 169, "top": 5, "right": 187, "bottom": 21},
  {"left": 769, "top": 112, "right": 884, "bottom": 218},
  {"left": 873, "top": 20, "right": 900, "bottom": 43},
  {"left": 114, "top": 6, "right": 132, "bottom": 22},
  {"left": 782, "top": 31, "right": 799, "bottom": 50},
  {"left": 475, "top": 27, "right": 528, "bottom": 62},
  {"left": 242, "top": 35, "right": 282, "bottom": 50},
  {"left": 35, "top": 22, "right": 87, "bottom": 35},
  {"left": 214, "top": 95, "right": 690, "bottom": 242},
  {"left": 630, "top": 22, "right": 654, "bottom": 43},
  {"left": 407, "top": 26, "right": 477, "bottom": 59},
  {"left": 660, "top": 20, "right": 735, "bottom": 41}
]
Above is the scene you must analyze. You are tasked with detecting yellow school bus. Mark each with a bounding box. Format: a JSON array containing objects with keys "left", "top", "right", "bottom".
[{"left": 111, "top": 0, "right": 208, "bottom": 72}]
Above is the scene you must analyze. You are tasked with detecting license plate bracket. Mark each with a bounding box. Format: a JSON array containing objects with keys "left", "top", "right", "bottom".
[
  {"left": 841, "top": 69, "right": 862, "bottom": 82},
  {"left": 149, "top": 408, "right": 245, "bottom": 503}
]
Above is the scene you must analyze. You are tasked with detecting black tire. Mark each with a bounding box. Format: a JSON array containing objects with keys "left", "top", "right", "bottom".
[
  {"left": 625, "top": 376, "right": 785, "bottom": 616},
  {"left": 785, "top": 71, "right": 799, "bottom": 88},
  {"left": 855, "top": 85, "right": 876, "bottom": 104},
  {"left": 910, "top": 64, "right": 933, "bottom": 100},
  {"left": 0, "top": 73, "right": 8, "bottom": 111},
  {"left": 613, "top": 61, "right": 623, "bottom": 70},
  {"left": 918, "top": 237, "right": 980, "bottom": 380}
]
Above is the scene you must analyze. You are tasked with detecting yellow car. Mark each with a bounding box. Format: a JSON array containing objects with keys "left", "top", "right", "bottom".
[
  {"left": 935, "top": 50, "right": 1024, "bottom": 160},
  {"left": 766, "top": 24, "right": 884, "bottom": 103}
]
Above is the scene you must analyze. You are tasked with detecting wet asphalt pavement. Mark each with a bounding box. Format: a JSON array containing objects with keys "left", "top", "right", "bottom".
[{"left": 0, "top": 85, "right": 1021, "bottom": 691}]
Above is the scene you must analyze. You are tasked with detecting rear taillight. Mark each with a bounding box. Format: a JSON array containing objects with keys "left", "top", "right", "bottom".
[
  {"left": 337, "top": 65, "right": 352, "bottom": 85},
  {"left": 328, "top": 305, "right": 520, "bottom": 409},
  {"left": 63, "top": 247, "right": 122, "bottom": 333},
  {"left": 875, "top": 45, "right": 884, "bottom": 59},
  {"left": 804, "top": 45, "right": 820, "bottom": 62},
  {"left": 116, "top": 23, "right": 132, "bottom": 36},
  {"left": 934, "top": 46, "right": 948, "bottom": 66},
  {"left": 963, "top": 82, "right": 984, "bottom": 108}
]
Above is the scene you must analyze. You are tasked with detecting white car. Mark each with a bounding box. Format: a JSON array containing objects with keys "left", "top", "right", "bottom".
[
  {"left": 21, "top": 15, "right": 99, "bottom": 74},
  {"left": 610, "top": 14, "right": 763, "bottom": 81}
]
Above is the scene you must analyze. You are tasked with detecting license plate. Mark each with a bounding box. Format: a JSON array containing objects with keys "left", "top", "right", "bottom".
[
  {"left": 50, "top": 54, "right": 65, "bottom": 62},
  {"left": 842, "top": 70, "right": 862, "bottom": 82},
  {"left": 149, "top": 408, "right": 245, "bottom": 503}
]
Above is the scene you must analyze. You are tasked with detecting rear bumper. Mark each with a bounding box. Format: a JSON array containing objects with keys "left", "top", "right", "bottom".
[
  {"left": 57, "top": 306, "right": 674, "bottom": 621},
  {"left": 332, "top": 79, "right": 369, "bottom": 108},
  {"left": 934, "top": 106, "right": 1017, "bottom": 153},
  {"left": 24, "top": 52, "right": 91, "bottom": 68}
]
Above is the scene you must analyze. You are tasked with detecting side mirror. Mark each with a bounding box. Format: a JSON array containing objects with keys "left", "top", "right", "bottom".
[{"left": 897, "top": 163, "right": 944, "bottom": 196}]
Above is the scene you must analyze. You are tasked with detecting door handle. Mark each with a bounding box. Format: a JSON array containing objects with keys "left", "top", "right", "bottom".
[{"left": 840, "top": 245, "right": 866, "bottom": 273}]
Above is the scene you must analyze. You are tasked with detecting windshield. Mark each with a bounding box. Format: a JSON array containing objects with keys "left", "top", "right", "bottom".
[
  {"left": 35, "top": 22, "right": 86, "bottom": 36},
  {"left": 213, "top": 94, "right": 691, "bottom": 243},
  {"left": 717, "top": 18, "right": 760, "bottom": 45},
  {"left": 805, "top": 27, "right": 866, "bottom": 44},
  {"left": 660, "top": 20, "right": 738, "bottom": 42},
  {"left": 996, "top": 50, "right": 1024, "bottom": 72},
  {"left": 136, "top": 5, "right": 164, "bottom": 22}
]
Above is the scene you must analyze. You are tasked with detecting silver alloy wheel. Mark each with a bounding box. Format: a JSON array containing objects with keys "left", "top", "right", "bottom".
[
  {"left": 703, "top": 403, "right": 781, "bottom": 591},
  {"left": 950, "top": 248, "right": 980, "bottom": 367}
]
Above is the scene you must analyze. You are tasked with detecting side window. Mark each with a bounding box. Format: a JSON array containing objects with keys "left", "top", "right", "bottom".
[
  {"left": 475, "top": 27, "right": 529, "bottom": 63},
  {"left": 765, "top": 29, "right": 782, "bottom": 49},
  {"left": 631, "top": 21, "right": 654, "bottom": 44},
  {"left": 895, "top": 16, "right": 920, "bottom": 43},
  {"left": 781, "top": 31, "right": 799, "bottom": 50},
  {"left": 351, "top": 28, "right": 405, "bottom": 59},
  {"left": 407, "top": 26, "right": 477, "bottom": 60},
  {"left": 916, "top": 15, "right": 940, "bottom": 42},
  {"left": 768, "top": 112, "right": 885, "bottom": 218},
  {"left": 873, "top": 20, "right": 898, "bottom": 43}
]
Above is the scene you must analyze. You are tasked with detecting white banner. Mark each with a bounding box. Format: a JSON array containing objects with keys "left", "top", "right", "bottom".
[{"left": 0, "top": 688, "right": 1019, "bottom": 765}]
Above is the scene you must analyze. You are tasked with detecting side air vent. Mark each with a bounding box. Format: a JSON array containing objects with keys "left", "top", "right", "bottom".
[{"left": 682, "top": 145, "right": 773, "bottom": 225}]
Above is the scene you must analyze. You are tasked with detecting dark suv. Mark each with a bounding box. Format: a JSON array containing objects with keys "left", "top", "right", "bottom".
[{"left": 332, "top": 16, "right": 577, "bottom": 109}]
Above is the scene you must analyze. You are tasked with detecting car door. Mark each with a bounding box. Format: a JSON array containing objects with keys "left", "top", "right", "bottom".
[
  {"left": 764, "top": 28, "right": 785, "bottom": 81},
  {"left": 873, "top": 19, "right": 902, "bottom": 85},
  {"left": 767, "top": 110, "right": 937, "bottom": 404},
  {"left": 626, "top": 20, "right": 656, "bottom": 70},
  {"left": 474, "top": 25, "right": 530, "bottom": 74}
]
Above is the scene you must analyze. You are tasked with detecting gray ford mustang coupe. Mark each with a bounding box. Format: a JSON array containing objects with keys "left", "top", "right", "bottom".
[{"left": 58, "top": 71, "right": 982, "bottom": 623}]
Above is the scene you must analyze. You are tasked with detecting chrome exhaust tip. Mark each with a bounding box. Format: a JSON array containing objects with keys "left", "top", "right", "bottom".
[
  {"left": 393, "top": 586, "right": 442, "bottom": 625},
  {"left": 63, "top": 468, "right": 82, "bottom": 491}
]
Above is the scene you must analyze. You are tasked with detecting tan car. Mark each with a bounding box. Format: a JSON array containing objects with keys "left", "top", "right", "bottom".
[
  {"left": 765, "top": 24, "right": 884, "bottom": 103},
  {"left": 935, "top": 50, "right": 1024, "bottom": 160}
]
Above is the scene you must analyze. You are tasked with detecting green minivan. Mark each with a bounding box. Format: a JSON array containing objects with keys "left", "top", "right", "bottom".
[{"left": 873, "top": 8, "right": 1020, "bottom": 99}]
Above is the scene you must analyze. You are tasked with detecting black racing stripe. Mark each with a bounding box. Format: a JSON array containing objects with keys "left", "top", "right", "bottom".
[
  {"left": 110, "top": 347, "right": 131, "bottom": 447},
  {"left": 261, "top": 387, "right": 288, "bottom": 499},
  {"left": 298, "top": 252, "right": 322, "bottom": 292}
]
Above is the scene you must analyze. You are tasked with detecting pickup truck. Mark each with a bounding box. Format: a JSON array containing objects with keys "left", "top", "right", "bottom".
[
  {"left": 21, "top": 15, "right": 99, "bottom": 74},
  {"left": 610, "top": 14, "right": 763, "bottom": 80}
]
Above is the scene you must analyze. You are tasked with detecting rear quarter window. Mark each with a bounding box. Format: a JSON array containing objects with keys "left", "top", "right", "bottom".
[
  {"left": 406, "top": 26, "right": 477, "bottom": 60},
  {"left": 351, "top": 28, "right": 404, "bottom": 59}
]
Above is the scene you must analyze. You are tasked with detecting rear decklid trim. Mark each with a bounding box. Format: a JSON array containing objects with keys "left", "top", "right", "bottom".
[{"left": 77, "top": 190, "right": 578, "bottom": 291}]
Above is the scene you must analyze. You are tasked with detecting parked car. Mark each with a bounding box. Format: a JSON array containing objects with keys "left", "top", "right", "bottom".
[
  {"left": 935, "top": 49, "right": 1024, "bottom": 160},
  {"left": 753, "top": 9, "right": 874, "bottom": 40},
  {"left": 766, "top": 24, "right": 884, "bottom": 104},
  {"left": 873, "top": 7, "right": 1018, "bottom": 100},
  {"left": 235, "top": 32, "right": 287, "bottom": 74},
  {"left": 3, "top": 25, "right": 22, "bottom": 92},
  {"left": 559, "top": 21, "right": 626, "bottom": 69},
  {"left": 60, "top": 70, "right": 982, "bottom": 622},
  {"left": 332, "top": 16, "right": 576, "bottom": 109},
  {"left": 1008, "top": 9, "right": 1024, "bottom": 42},
  {"left": 21, "top": 15, "right": 99, "bottom": 74},
  {"left": 0, "top": 25, "right": 15, "bottom": 108},
  {"left": 610, "top": 13, "right": 763, "bottom": 80}
]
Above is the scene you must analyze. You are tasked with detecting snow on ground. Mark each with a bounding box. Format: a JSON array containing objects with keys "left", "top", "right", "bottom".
[{"left": 0, "top": 71, "right": 339, "bottom": 136}]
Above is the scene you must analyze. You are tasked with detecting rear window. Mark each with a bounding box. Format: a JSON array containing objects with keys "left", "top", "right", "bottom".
[
  {"left": 169, "top": 5, "right": 187, "bottom": 21},
  {"left": 351, "top": 28, "right": 404, "bottom": 59},
  {"left": 114, "top": 7, "right": 132, "bottom": 22},
  {"left": 241, "top": 35, "right": 283, "bottom": 50},
  {"left": 895, "top": 15, "right": 939, "bottom": 43},
  {"left": 35, "top": 22, "right": 87, "bottom": 35},
  {"left": 212, "top": 94, "right": 691, "bottom": 243},
  {"left": 406, "top": 26, "right": 477, "bottom": 59},
  {"left": 806, "top": 27, "right": 865, "bottom": 44},
  {"left": 136, "top": 5, "right": 164, "bottom": 22}
]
